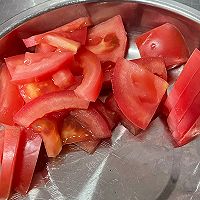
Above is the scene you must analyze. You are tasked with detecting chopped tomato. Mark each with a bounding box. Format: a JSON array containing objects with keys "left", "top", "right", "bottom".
[
  {"left": 131, "top": 57, "right": 167, "bottom": 81},
  {"left": 61, "top": 115, "right": 93, "bottom": 144},
  {"left": 13, "top": 128, "right": 42, "bottom": 194},
  {"left": 35, "top": 43, "right": 56, "bottom": 53},
  {"left": 74, "top": 49, "right": 103, "bottom": 102},
  {"left": 23, "top": 17, "right": 92, "bottom": 47},
  {"left": 0, "top": 128, "right": 4, "bottom": 163},
  {"left": 86, "top": 15, "right": 127, "bottom": 62},
  {"left": 165, "top": 49, "right": 200, "bottom": 113},
  {"left": 135, "top": 23, "right": 189, "bottom": 69},
  {"left": 0, "top": 64, "right": 24, "bottom": 125},
  {"left": 112, "top": 58, "right": 168, "bottom": 129},
  {"left": 42, "top": 33, "right": 81, "bottom": 53},
  {"left": 105, "top": 95, "right": 140, "bottom": 135},
  {"left": 70, "top": 105, "right": 111, "bottom": 139},
  {"left": 19, "top": 80, "right": 58, "bottom": 102},
  {"left": 14, "top": 90, "right": 89, "bottom": 128},
  {"left": 75, "top": 140, "right": 101, "bottom": 154},
  {"left": 0, "top": 125, "right": 21, "bottom": 200},
  {"left": 31, "top": 118, "right": 62, "bottom": 158},
  {"left": 68, "top": 76, "right": 83, "bottom": 90},
  {"left": 92, "top": 99, "right": 119, "bottom": 130},
  {"left": 52, "top": 69, "right": 75, "bottom": 89},
  {"left": 9, "top": 52, "right": 74, "bottom": 84}
]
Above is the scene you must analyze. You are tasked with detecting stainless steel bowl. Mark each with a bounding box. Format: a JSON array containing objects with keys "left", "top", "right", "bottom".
[{"left": 1, "top": 1, "right": 200, "bottom": 199}]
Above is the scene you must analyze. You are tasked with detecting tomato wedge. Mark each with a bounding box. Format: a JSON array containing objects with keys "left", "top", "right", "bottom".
[
  {"left": 0, "top": 125, "right": 21, "bottom": 200},
  {"left": 165, "top": 49, "right": 200, "bottom": 113},
  {"left": 23, "top": 17, "right": 92, "bottom": 47},
  {"left": 42, "top": 33, "right": 81, "bottom": 53},
  {"left": 52, "top": 69, "right": 75, "bottom": 89},
  {"left": 9, "top": 52, "right": 74, "bottom": 84},
  {"left": 75, "top": 140, "right": 101, "bottom": 154},
  {"left": 35, "top": 43, "right": 56, "bottom": 53},
  {"left": 112, "top": 58, "right": 168, "bottom": 129},
  {"left": 31, "top": 118, "right": 62, "bottom": 157},
  {"left": 0, "top": 128, "right": 4, "bottom": 163},
  {"left": 131, "top": 57, "right": 167, "bottom": 81},
  {"left": 135, "top": 23, "right": 189, "bottom": 69},
  {"left": 14, "top": 90, "right": 89, "bottom": 128},
  {"left": 86, "top": 15, "right": 127, "bottom": 62},
  {"left": 19, "top": 80, "right": 58, "bottom": 103},
  {"left": 74, "top": 49, "right": 103, "bottom": 102},
  {"left": 0, "top": 64, "right": 24, "bottom": 125},
  {"left": 13, "top": 128, "right": 42, "bottom": 194},
  {"left": 70, "top": 105, "right": 111, "bottom": 139},
  {"left": 61, "top": 115, "right": 93, "bottom": 144}
]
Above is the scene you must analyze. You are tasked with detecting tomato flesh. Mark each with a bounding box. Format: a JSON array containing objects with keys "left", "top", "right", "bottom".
[
  {"left": 75, "top": 49, "right": 103, "bottom": 102},
  {"left": 131, "top": 57, "right": 167, "bottom": 81},
  {"left": 135, "top": 23, "right": 189, "bottom": 69},
  {"left": 14, "top": 90, "right": 89, "bottom": 128},
  {"left": 0, "top": 128, "right": 4, "bottom": 163},
  {"left": 0, "top": 125, "right": 21, "bottom": 199},
  {"left": 0, "top": 64, "right": 24, "bottom": 125},
  {"left": 13, "top": 128, "right": 42, "bottom": 194},
  {"left": 86, "top": 15, "right": 127, "bottom": 62},
  {"left": 70, "top": 105, "right": 111, "bottom": 139},
  {"left": 112, "top": 58, "right": 168, "bottom": 129},
  {"left": 35, "top": 43, "right": 56, "bottom": 53},
  {"left": 31, "top": 118, "right": 62, "bottom": 157}
]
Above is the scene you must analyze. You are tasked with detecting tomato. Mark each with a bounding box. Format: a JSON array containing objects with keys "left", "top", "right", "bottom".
[
  {"left": 172, "top": 91, "right": 200, "bottom": 142},
  {"left": 35, "top": 43, "right": 56, "bottom": 53},
  {"left": 42, "top": 33, "right": 81, "bottom": 53},
  {"left": 0, "top": 125, "right": 21, "bottom": 199},
  {"left": 31, "top": 118, "right": 62, "bottom": 158},
  {"left": 165, "top": 49, "right": 200, "bottom": 113},
  {"left": 74, "top": 49, "right": 103, "bottom": 102},
  {"left": 112, "top": 58, "right": 168, "bottom": 129},
  {"left": 9, "top": 52, "right": 74, "bottom": 84},
  {"left": 92, "top": 99, "right": 119, "bottom": 130},
  {"left": 52, "top": 69, "right": 75, "bottom": 89},
  {"left": 23, "top": 17, "right": 92, "bottom": 47},
  {"left": 135, "top": 23, "right": 189, "bottom": 69},
  {"left": 0, "top": 64, "right": 24, "bottom": 125},
  {"left": 19, "top": 80, "right": 58, "bottom": 102},
  {"left": 86, "top": 15, "right": 127, "bottom": 62},
  {"left": 13, "top": 128, "right": 42, "bottom": 194},
  {"left": 70, "top": 105, "right": 111, "bottom": 139},
  {"left": 0, "top": 128, "right": 4, "bottom": 163},
  {"left": 75, "top": 140, "right": 101, "bottom": 154},
  {"left": 131, "top": 57, "right": 167, "bottom": 81},
  {"left": 68, "top": 76, "right": 83, "bottom": 90},
  {"left": 61, "top": 115, "right": 93, "bottom": 144},
  {"left": 14, "top": 90, "right": 89, "bottom": 128},
  {"left": 105, "top": 95, "right": 140, "bottom": 135}
]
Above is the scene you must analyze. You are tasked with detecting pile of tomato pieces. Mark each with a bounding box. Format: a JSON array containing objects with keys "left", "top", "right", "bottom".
[{"left": 0, "top": 14, "right": 199, "bottom": 199}]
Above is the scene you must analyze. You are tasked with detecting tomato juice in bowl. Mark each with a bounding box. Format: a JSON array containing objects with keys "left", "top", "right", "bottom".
[{"left": 1, "top": 1, "right": 200, "bottom": 199}]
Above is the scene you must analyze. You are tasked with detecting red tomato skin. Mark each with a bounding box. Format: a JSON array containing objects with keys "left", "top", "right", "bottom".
[
  {"left": 112, "top": 58, "right": 168, "bottom": 130},
  {"left": 13, "top": 128, "right": 42, "bottom": 194},
  {"left": 70, "top": 105, "right": 111, "bottom": 139},
  {"left": 23, "top": 17, "right": 92, "bottom": 47},
  {"left": 165, "top": 49, "right": 200, "bottom": 114},
  {"left": 75, "top": 49, "right": 103, "bottom": 102},
  {"left": 0, "top": 65, "right": 24, "bottom": 125},
  {"left": 75, "top": 139, "right": 101, "bottom": 154},
  {"left": 10, "top": 52, "right": 74, "bottom": 84},
  {"left": 52, "top": 68, "right": 75, "bottom": 89},
  {"left": 86, "top": 15, "right": 127, "bottom": 62},
  {"left": 131, "top": 57, "right": 167, "bottom": 81},
  {"left": 0, "top": 125, "right": 21, "bottom": 200},
  {"left": 135, "top": 23, "right": 189, "bottom": 69},
  {"left": 14, "top": 90, "right": 89, "bottom": 128},
  {"left": 0, "top": 128, "right": 4, "bottom": 163}
]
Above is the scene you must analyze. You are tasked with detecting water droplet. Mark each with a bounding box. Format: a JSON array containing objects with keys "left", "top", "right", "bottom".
[{"left": 151, "top": 43, "right": 156, "bottom": 49}]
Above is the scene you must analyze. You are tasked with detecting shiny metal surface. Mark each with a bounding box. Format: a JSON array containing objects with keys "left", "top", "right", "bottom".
[{"left": 1, "top": 1, "right": 200, "bottom": 200}]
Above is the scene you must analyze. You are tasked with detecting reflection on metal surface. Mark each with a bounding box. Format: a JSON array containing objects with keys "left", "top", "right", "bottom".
[{"left": 1, "top": 1, "right": 200, "bottom": 200}]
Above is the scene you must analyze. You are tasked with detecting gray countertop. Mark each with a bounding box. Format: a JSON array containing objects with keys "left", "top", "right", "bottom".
[{"left": 0, "top": 0, "right": 200, "bottom": 26}]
